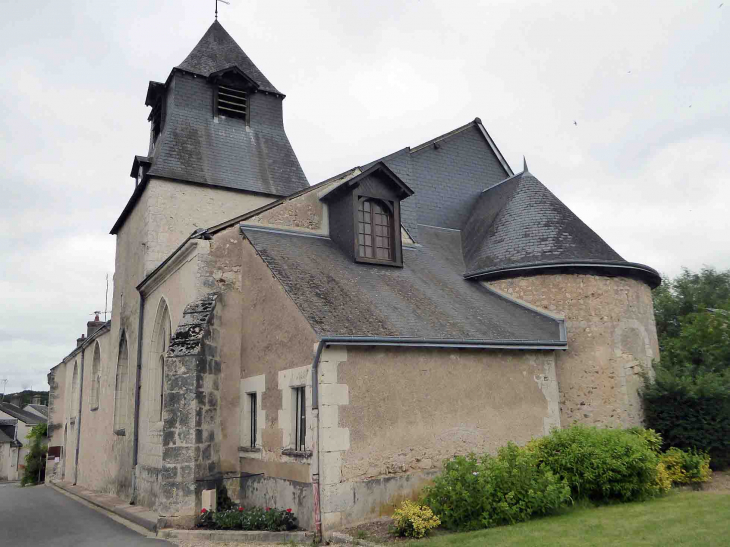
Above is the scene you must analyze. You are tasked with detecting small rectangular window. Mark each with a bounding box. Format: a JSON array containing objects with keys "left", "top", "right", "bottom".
[
  {"left": 293, "top": 386, "right": 306, "bottom": 451},
  {"left": 217, "top": 86, "right": 248, "bottom": 121},
  {"left": 248, "top": 393, "right": 257, "bottom": 448}
]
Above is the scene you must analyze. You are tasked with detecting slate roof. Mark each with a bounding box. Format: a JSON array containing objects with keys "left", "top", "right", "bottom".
[
  {"left": 178, "top": 20, "right": 281, "bottom": 94},
  {"left": 0, "top": 426, "right": 16, "bottom": 445},
  {"left": 461, "top": 169, "right": 661, "bottom": 287},
  {"left": 25, "top": 404, "right": 48, "bottom": 418},
  {"left": 0, "top": 402, "right": 44, "bottom": 425},
  {"left": 241, "top": 224, "right": 563, "bottom": 343}
]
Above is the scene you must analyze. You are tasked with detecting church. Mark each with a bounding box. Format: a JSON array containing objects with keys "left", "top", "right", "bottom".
[{"left": 46, "top": 21, "right": 661, "bottom": 534}]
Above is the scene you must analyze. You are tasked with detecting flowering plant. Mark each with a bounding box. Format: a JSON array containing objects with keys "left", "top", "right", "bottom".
[
  {"left": 196, "top": 505, "right": 298, "bottom": 531},
  {"left": 391, "top": 500, "right": 440, "bottom": 538}
]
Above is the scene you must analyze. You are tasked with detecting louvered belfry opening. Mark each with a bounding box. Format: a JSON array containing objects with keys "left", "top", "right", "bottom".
[
  {"left": 217, "top": 85, "right": 248, "bottom": 121},
  {"left": 149, "top": 100, "right": 162, "bottom": 142}
]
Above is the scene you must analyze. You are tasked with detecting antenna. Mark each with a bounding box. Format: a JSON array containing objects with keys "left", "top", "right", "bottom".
[
  {"left": 104, "top": 273, "right": 109, "bottom": 321},
  {"left": 215, "top": 0, "right": 230, "bottom": 20},
  {"left": 0, "top": 379, "right": 7, "bottom": 401}
]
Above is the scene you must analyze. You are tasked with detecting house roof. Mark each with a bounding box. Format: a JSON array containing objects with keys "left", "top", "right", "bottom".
[
  {"left": 0, "top": 402, "right": 44, "bottom": 425},
  {"left": 461, "top": 168, "right": 661, "bottom": 287},
  {"left": 25, "top": 404, "right": 48, "bottom": 418},
  {"left": 241, "top": 223, "right": 563, "bottom": 344},
  {"left": 0, "top": 425, "right": 16, "bottom": 445},
  {"left": 177, "top": 20, "right": 282, "bottom": 95}
]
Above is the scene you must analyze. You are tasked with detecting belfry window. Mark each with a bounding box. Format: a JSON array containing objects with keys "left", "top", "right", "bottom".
[
  {"left": 216, "top": 86, "right": 248, "bottom": 121},
  {"left": 149, "top": 100, "right": 162, "bottom": 143},
  {"left": 357, "top": 198, "right": 394, "bottom": 262}
]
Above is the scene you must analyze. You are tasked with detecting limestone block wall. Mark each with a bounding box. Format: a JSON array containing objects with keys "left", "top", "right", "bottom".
[
  {"left": 157, "top": 293, "right": 222, "bottom": 525},
  {"left": 486, "top": 274, "right": 659, "bottom": 427},
  {"left": 320, "top": 345, "right": 560, "bottom": 529}
]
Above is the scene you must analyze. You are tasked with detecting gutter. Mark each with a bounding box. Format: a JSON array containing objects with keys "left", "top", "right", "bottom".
[
  {"left": 131, "top": 289, "right": 145, "bottom": 505},
  {"left": 308, "top": 333, "right": 566, "bottom": 535},
  {"left": 73, "top": 345, "right": 85, "bottom": 485}
]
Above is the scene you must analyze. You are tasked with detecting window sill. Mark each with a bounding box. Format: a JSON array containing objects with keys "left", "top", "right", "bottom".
[
  {"left": 238, "top": 446, "right": 261, "bottom": 453},
  {"left": 113, "top": 428, "right": 126, "bottom": 436},
  {"left": 281, "top": 448, "right": 312, "bottom": 458},
  {"left": 90, "top": 406, "right": 99, "bottom": 412}
]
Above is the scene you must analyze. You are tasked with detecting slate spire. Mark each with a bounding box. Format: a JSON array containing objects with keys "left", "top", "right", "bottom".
[{"left": 177, "top": 20, "right": 281, "bottom": 94}]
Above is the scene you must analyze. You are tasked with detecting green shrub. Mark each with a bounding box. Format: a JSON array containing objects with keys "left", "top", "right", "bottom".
[
  {"left": 21, "top": 423, "right": 47, "bottom": 486},
  {"left": 391, "top": 500, "right": 441, "bottom": 538},
  {"left": 627, "top": 427, "right": 663, "bottom": 453},
  {"left": 660, "top": 448, "right": 712, "bottom": 485},
  {"left": 531, "top": 424, "right": 661, "bottom": 503},
  {"left": 642, "top": 367, "right": 730, "bottom": 470},
  {"left": 197, "top": 506, "right": 297, "bottom": 531},
  {"left": 423, "top": 443, "right": 570, "bottom": 531}
]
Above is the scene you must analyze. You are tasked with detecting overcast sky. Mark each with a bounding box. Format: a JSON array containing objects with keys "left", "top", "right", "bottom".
[{"left": 0, "top": 0, "right": 728, "bottom": 394}]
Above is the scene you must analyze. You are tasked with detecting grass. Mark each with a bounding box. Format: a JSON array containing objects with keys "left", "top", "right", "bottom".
[{"left": 408, "top": 491, "right": 730, "bottom": 547}]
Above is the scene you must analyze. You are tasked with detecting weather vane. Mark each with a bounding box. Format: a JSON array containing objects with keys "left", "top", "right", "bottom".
[{"left": 215, "top": 0, "right": 230, "bottom": 20}]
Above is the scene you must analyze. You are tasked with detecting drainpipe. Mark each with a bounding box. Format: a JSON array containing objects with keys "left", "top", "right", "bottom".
[
  {"left": 73, "top": 346, "right": 85, "bottom": 485},
  {"left": 131, "top": 289, "right": 145, "bottom": 504},
  {"left": 310, "top": 341, "right": 325, "bottom": 541}
]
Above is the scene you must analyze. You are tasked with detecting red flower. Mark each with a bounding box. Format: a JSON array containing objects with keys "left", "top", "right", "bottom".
[
  {"left": 286, "top": 509, "right": 292, "bottom": 513},
  {"left": 266, "top": 507, "right": 271, "bottom": 512},
  {"left": 238, "top": 507, "right": 243, "bottom": 512},
  {"left": 200, "top": 508, "right": 207, "bottom": 514}
]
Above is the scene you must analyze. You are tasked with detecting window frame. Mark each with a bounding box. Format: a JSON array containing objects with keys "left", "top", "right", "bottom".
[
  {"left": 293, "top": 386, "right": 306, "bottom": 452},
  {"left": 214, "top": 85, "right": 249, "bottom": 124},
  {"left": 352, "top": 193, "right": 403, "bottom": 267}
]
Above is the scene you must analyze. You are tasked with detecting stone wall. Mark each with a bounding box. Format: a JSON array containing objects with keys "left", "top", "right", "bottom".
[
  {"left": 319, "top": 345, "right": 560, "bottom": 530},
  {"left": 157, "top": 293, "right": 221, "bottom": 525},
  {"left": 486, "top": 273, "right": 659, "bottom": 427}
]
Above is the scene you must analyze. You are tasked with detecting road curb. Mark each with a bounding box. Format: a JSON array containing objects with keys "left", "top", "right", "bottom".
[
  {"left": 47, "top": 480, "right": 158, "bottom": 533},
  {"left": 157, "top": 528, "right": 315, "bottom": 543}
]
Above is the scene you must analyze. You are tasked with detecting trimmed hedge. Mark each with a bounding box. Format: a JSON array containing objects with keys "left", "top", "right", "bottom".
[{"left": 642, "top": 368, "right": 730, "bottom": 470}]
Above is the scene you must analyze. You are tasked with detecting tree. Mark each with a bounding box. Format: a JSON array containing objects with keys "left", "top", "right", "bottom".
[{"left": 21, "top": 423, "right": 47, "bottom": 486}]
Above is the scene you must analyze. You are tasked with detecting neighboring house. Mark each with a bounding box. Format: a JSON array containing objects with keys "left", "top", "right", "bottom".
[
  {"left": 46, "top": 20, "right": 660, "bottom": 534},
  {"left": 0, "top": 401, "right": 45, "bottom": 481},
  {"left": 24, "top": 395, "right": 49, "bottom": 421}
]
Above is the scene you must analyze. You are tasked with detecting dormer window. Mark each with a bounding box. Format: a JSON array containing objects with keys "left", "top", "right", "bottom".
[
  {"left": 357, "top": 198, "right": 394, "bottom": 261},
  {"left": 216, "top": 85, "right": 248, "bottom": 121}
]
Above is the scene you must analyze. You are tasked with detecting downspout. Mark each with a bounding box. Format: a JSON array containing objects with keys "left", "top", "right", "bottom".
[
  {"left": 131, "top": 289, "right": 145, "bottom": 504},
  {"left": 310, "top": 341, "right": 325, "bottom": 541},
  {"left": 73, "top": 346, "right": 85, "bottom": 485}
]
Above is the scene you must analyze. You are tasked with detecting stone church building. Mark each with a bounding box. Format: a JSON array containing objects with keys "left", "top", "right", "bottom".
[{"left": 47, "top": 21, "right": 661, "bottom": 533}]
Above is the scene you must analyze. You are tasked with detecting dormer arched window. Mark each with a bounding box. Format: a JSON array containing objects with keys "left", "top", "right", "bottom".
[{"left": 357, "top": 198, "right": 394, "bottom": 261}]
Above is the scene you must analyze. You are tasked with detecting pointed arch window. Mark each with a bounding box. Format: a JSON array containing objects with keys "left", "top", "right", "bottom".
[
  {"left": 357, "top": 198, "right": 395, "bottom": 262},
  {"left": 113, "top": 333, "right": 129, "bottom": 435},
  {"left": 90, "top": 343, "right": 101, "bottom": 411},
  {"left": 70, "top": 362, "right": 79, "bottom": 418},
  {"left": 149, "top": 299, "right": 171, "bottom": 423}
]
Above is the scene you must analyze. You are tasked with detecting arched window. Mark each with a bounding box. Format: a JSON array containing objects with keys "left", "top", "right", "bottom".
[
  {"left": 90, "top": 343, "right": 101, "bottom": 410},
  {"left": 70, "top": 362, "right": 78, "bottom": 418},
  {"left": 149, "top": 299, "right": 171, "bottom": 423},
  {"left": 357, "top": 198, "right": 394, "bottom": 261},
  {"left": 113, "top": 332, "right": 129, "bottom": 434}
]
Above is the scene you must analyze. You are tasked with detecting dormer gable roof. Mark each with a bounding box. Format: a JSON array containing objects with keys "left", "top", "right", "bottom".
[
  {"left": 319, "top": 162, "right": 414, "bottom": 203},
  {"left": 178, "top": 20, "right": 281, "bottom": 95}
]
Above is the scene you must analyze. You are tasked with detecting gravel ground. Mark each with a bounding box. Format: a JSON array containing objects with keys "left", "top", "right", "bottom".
[{"left": 167, "top": 540, "right": 305, "bottom": 547}]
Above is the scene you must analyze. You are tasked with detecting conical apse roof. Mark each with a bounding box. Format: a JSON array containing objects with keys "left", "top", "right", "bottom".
[
  {"left": 178, "top": 20, "right": 281, "bottom": 94},
  {"left": 461, "top": 169, "right": 660, "bottom": 287}
]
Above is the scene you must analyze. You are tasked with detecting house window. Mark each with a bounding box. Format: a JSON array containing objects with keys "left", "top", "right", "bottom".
[
  {"left": 358, "top": 198, "right": 393, "bottom": 261},
  {"left": 293, "top": 387, "right": 306, "bottom": 452},
  {"left": 216, "top": 86, "right": 248, "bottom": 121},
  {"left": 90, "top": 343, "right": 101, "bottom": 410},
  {"left": 248, "top": 393, "right": 257, "bottom": 448},
  {"left": 113, "top": 333, "right": 129, "bottom": 435}
]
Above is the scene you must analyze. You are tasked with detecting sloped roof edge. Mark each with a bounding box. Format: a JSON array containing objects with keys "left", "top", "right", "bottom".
[{"left": 464, "top": 259, "right": 662, "bottom": 288}]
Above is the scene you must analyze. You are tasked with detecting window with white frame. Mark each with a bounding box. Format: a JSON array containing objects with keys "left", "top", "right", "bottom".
[
  {"left": 293, "top": 386, "right": 306, "bottom": 452},
  {"left": 240, "top": 374, "right": 265, "bottom": 454}
]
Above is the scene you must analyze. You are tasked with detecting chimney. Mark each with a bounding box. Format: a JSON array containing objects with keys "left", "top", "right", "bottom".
[
  {"left": 77, "top": 333, "right": 86, "bottom": 347},
  {"left": 10, "top": 394, "right": 22, "bottom": 407},
  {"left": 32, "top": 394, "right": 42, "bottom": 405},
  {"left": 87, "top": 313, "right": 105, "bottom": 338}
]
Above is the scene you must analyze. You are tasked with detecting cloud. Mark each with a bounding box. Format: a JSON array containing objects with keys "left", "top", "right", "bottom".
[{"left": 0, "top": 0, "right": 728, "bottom": 392}]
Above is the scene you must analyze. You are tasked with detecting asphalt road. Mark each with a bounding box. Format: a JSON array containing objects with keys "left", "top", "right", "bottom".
[{"left": 0, "top": 482, "right": 170, "bottom": 546}]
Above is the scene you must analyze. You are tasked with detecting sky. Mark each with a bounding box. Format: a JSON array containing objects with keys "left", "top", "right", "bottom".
[{"left": 0, "top": 0, "right": 728, "bottom": 394}]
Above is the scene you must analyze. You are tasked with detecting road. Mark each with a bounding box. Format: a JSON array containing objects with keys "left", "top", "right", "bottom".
[{"left": 0, "top": 482, "right": 169, "bottom": 546}]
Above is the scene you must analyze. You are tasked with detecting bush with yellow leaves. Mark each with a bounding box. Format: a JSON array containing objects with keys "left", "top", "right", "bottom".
[
  {"left": 654, "top": 462, "right": 673, "bottom": 493},
  {"left": 391, "top": 500, "right": 441, "bottom": 538}
]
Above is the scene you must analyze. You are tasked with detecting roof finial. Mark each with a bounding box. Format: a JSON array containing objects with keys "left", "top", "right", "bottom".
[
  {"left": 215, "top": 0, "right": 230, "bottom": 20},
  {"left": 523, "top": 156, "right": 529, "bottom": 173}
]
